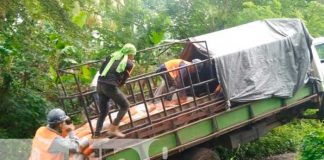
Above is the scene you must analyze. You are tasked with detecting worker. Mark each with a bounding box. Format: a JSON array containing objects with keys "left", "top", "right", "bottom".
[
  {"left": 155, "top": 59, "right": 203, "bottom": 103},
  {"left": 29, "top": 108, "right": 88, "bottom": 160},
  {"left": 94, "top": 43, "right": 136, "bottom": 138}
]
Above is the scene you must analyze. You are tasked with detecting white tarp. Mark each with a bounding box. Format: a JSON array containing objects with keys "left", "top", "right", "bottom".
[{"left": 189, "top": 18, "right": 313, "bottom": 102}]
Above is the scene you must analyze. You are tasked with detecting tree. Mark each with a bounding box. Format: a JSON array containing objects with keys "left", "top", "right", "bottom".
[{"left": 0, "top": 0, "right": 323, "bottom": 138}]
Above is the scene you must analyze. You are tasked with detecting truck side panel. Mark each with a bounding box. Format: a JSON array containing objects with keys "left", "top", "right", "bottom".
[{"left": 106, "top": 85, "right": 314, "bottom": 160}]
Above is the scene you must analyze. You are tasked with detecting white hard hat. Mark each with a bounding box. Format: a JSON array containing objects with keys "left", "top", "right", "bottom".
[{"left": 47, "top": 108, "right": 69, "bottom": 124}]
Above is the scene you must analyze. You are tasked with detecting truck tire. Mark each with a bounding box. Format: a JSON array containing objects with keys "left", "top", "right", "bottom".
[{"left": 182, "top": 148, "right": 221, "bottom": 160}]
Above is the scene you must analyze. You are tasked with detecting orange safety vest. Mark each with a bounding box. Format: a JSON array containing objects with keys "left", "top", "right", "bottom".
[
  {"left": 164, "top": 59, "right": 192, "bottom": 79},
  {"left": 29, "top": 126, "right": 65, "bottom": 160}
]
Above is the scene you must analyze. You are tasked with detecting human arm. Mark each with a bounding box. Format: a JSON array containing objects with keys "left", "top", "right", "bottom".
[
  {"left": 48, "top": 133, "right": 80, "bottom": 155},
  {"left": 99, "top": 57, "right": 110, "bottom": 75},
  {"left": 176, "top": 61, "right": 189, "bottom": 87},
  {"left": 120, "top": 60, "right": 134, "bottom": 86},
  {"left": 48, "top": 120, "right": 81, "bottom": 154}
]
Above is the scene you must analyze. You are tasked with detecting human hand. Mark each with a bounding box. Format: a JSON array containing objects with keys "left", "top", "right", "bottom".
[
  {"left": 63, "top": 117, "right": 75, "bottom": 133},
  {"left": 63, "top": 123, "right": 75, "bottom": 133}
]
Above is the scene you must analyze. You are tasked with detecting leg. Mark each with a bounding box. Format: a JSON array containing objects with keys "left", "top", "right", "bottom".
[
  {"left": 165, "top": 74, "right": 176, "bottom": 100},
  {"left": 100, "top": 84, "right": 129, "bottom": 137},
  {"left": 155, "top": 65, "right": 172, "bottom": 100},
  {"left": 155, "top": 65, "right": 167, "bottom": 93},
  {"left": 94, "top": 84, "right": 110, "bottom": 135},
  {"left": 175, "top": 77, "right": 186, "bottom": 99},
  {"left": 154, "top": 80, "right": 166, "bottom": 98},
  {"left": 108, "top": 87, "right": 130, "bottom": 126}
]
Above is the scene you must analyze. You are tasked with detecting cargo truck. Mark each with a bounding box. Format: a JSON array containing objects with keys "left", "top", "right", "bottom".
[{"left": 56, "top": 18, "right": 324, "bottom": 160}]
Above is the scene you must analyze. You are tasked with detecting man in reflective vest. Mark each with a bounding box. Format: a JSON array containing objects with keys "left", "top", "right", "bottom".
[
  {"left": 155, "top": 59, "right": 203, "bottom": 103},
  {"left": 29, "top": 108, "right": 87, "bottom": 160}
]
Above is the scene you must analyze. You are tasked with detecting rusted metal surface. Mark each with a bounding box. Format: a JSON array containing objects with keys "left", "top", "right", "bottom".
[
  {"left": 56, "top": 58, "right": 217, "bottom": 136},
  {"left": 120, "top": 98, "right": 225, "bottom": 138},
  {"left": 56, "top": 41, "right": 228, "bottom": 157}
]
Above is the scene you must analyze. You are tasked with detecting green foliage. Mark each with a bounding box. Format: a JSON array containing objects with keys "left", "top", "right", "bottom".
[
  {"left": 0, "top": 87, "right": 51, "bottom": 138},
  {"left": 72, "top": 11, "right": 88, "bottom": 28},
  {"left": 225, "top": 0, "right": 324, "bottom": 37},
  {"left": 0, "top": 0, "right": 324, "bottom": 140},
  {"left": 302, "top": 1, "right": 324, "bottom": 37},
  {"left": 300, "top": 127, "right": 324, "bottom": 160},
  {"left": 233, "top": 1, "right": 279, "bottom": 25},
  {"left": 216, "top": 118, "right": 324, "bottom": 159}
]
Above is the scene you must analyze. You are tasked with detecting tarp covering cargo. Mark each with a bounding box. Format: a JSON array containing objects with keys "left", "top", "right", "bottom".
[{"left": 186, "top": 18, "right": 313, "bottom": 102}]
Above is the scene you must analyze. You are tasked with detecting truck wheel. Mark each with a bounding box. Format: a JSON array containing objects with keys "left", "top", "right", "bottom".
[{"left": 183, "top": 148, "right": 221, "bottom": 160}]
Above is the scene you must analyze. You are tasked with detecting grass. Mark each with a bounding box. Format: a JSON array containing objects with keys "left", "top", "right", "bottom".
[{"left": 216, "top": 109, "right": 324, "bottom": 160}]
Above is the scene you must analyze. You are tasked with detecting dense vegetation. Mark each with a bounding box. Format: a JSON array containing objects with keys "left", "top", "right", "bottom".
[
  {"left": 0, "top": 0, "right": 323, "bottom": 158},
  {"left": 216, "top": 115, "right": 324, "bottom": 159}
]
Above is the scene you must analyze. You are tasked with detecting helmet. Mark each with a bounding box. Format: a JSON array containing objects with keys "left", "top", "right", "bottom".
[
  {"left": 192, "top": 59, "right": 203, "bottom": 70},
  {"left": 47, "top": 108, "right": 68, "bottom": 124}
]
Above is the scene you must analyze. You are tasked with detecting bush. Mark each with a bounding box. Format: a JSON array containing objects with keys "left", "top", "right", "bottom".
[
  {"left": 216, "top": 117, "right": 324, "bottom": 160},
  {"left": 0, "top": 87, "right": 53, "bottom": 138},
  {"left": 300, "top": 130, "right": 324, "bottom": 160}
]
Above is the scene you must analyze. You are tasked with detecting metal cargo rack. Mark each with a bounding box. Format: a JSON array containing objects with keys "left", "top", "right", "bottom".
[
  {"left": 55, "top": 41, "right": 224, "bottom": 138},
  {"left": 55, "top": 40, "right": 320, "bottom": 160}
]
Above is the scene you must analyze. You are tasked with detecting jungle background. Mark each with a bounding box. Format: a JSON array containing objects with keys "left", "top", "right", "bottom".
[{"left": 0, "top": 0, "right": 323, "bottom": 159}]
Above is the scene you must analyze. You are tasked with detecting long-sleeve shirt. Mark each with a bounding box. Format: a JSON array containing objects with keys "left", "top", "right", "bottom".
[
  {"left": 98, "top": 57, "right": 134, "bottom": 86},
  {"left": 47, "top": 127, "right": 80, "bottom": 160}
]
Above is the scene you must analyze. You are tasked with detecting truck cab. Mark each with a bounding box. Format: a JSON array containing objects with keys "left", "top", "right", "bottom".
[
  {"left": 309, "top": 37, "right": 324, "bottom": 91},
  {"left": 312, "top": 37, "right": 324, "bottom": 118},
  {"left": 313, "top": 37, "right": 324, "bottom": 68},
  {"left": 313, "top": 37, "right": 324, "bottom": 61}
]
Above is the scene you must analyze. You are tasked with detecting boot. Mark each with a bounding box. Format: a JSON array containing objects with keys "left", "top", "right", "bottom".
[{"left": 107, "top": 124, "right": 125, "bottom": 138}]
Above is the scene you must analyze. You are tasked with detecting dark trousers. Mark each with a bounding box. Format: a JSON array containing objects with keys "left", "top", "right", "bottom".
[{"left": 95, "top": 83, "right": 130, "bottom": 134}]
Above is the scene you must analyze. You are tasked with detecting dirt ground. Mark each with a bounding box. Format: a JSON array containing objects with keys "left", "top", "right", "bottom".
[{"left": 265, "top": 153, "right": 297, "bottom": 160}]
